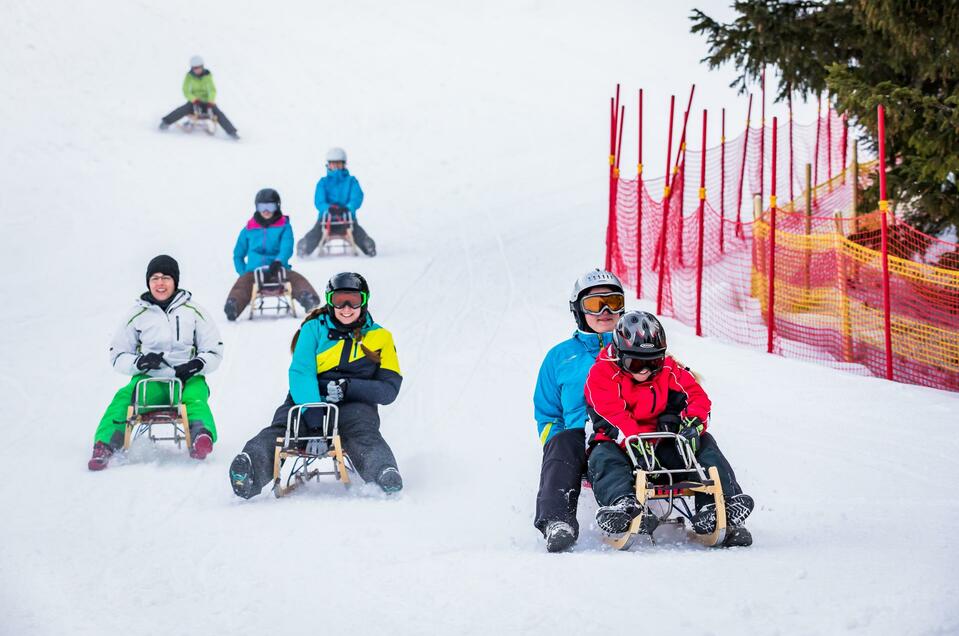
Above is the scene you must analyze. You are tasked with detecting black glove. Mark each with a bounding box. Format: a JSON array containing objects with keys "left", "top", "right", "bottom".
[
  {"left": 656, "top": 413, "right": 683, "bottom": 434},
  {"left": 136, "top": 352, "right": 166, "bottom": 371},
  {"left": 627, "top": 438, "right": 658, "bottom": 471},
  {"left": 268, "top": 260, "right": 284, "bottom": 279},
  {"left": 173, "top": 358, "right": 205, "bottom": 383},
  {"left": 678, "top": 416, "right": 705, "bottom": 454}
]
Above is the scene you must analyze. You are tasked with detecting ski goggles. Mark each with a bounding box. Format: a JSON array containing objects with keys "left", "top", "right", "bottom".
[
  {"left": 326, "top": 290, "right": 368, "bottom": 309},
  {"left": 256, "top": 202, "right": 278, "bottom": 213},
  {"left": 580, "top": 292, "right": 626, "bottom": 315},
  {"left": 619, "top": 353, "right": 665, "bottom": 377}
]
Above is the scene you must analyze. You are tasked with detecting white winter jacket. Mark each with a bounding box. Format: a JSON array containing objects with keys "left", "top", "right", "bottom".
[{"left": 109, "top": 290, "right": 223, "bottom": 378}]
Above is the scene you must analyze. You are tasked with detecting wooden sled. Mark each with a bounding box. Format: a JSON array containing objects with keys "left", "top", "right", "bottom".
[
  {"left": 123, "top": 377, "right": 192, "bottom": 452},
  {"left": 316, "top": 211, "right": 361, "bottom": 256},
  {"left": 249, "top": 265, "right": 296, "bottom": 320},
  {"left": 272, "top": 403, "right": 351, "bottom": 497},
  {"left": 603, "top": 433, "right": 727, "bottom": 550},
  {"left": 177, "top": 108, "right": 218, "bottom": 135}
]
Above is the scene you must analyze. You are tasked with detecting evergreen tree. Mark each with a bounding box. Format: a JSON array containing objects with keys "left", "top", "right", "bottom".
[{"left": 691, "top": 0, "right": 959, "bottom": 235}]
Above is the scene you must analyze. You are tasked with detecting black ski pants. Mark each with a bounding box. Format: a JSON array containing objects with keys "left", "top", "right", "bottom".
[
  {"left": 161, "top": 101, "right": 237, "bottom": 135},
  {"left": 588, "top": 432, "right": 742, "bottom": 510},
  {"left": 534, "top": 428, "right": 587, "bottom": 538},
  {"left": 241, "top": 393, "right": 398, "bottom": 496},
  {"left": 297, "top": 219, "right": 376, "bottom": 256}
]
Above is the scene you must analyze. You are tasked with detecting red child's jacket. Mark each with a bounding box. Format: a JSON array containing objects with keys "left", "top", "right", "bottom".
[{"left": 584, "top": 346, "right": 711, "bottom": 447}]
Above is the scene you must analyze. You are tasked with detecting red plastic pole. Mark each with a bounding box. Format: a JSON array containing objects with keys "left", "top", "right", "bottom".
[
  {"left": 789, "top": 92, "right": 795, "bottom": 208},
  {"left": 767, "top": 116, "right": 778, "bottom": 354},
  {"left": 827, "top": 101, "right": 833, "bottom": 183},
  {"left": 696, "top": 109, "right": 708, "bottom": 337},
  {"left": 759, "top": 68, "right": 766, "bottom": 208},
  {"left": 673, "top": 85, "right": 697, "bottom": 172},
  {"left": 813, "top": 93, "right": 822, "bottom": 204},
  {"left": 720, "top": 108, "right": 726, "bottom": 253},
  {"left": 636, "top": 89, "right": 644, "bottom": 298},
  {"left": 656, "top": 95, "right": 676, "bottom": 314},
  {"left": 841, "top": 113, "right": 849, "bottom": 184},
  {"left": 673, "top": 86, "right": 695, "bottom": 269},
  {"left": 605, "top": 95, "right": 617, "bottom": 271},
  {"left": 878, "top": 104, "right": 894, "bottom": 380},
  {"left": 735, "top": 94, "right": 753, "bottom": 236}
]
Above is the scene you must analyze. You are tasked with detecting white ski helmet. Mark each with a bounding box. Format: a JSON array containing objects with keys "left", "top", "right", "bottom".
[
  {"left": 326, "top": 147, "right": 347, "bottom": 163},
  {"left": 190, "top": 55, "right": 204, "bottom": 68},
  {"left": 569, "top": 268, "right": 625, "bottom": 332}
]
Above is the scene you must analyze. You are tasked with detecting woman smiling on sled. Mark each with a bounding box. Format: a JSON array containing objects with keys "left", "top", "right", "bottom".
[{"left": 229, "top": 272, "right": 403, "bottom": 498}]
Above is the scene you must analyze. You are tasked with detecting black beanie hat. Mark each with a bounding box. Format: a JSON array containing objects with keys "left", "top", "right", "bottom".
[{"left": 146, "top": 255, "right": 180, "bottom": 289}]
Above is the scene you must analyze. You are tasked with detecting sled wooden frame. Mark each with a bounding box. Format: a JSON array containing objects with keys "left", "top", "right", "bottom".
[
  {"left": 249, "top": 265, "right": 296, "bottom": 320},
  {"left": 272, "top": 402, "right": 351, "bottom": 498},
  {"left": 177, "top": 108, "right": 218, "bottom": 135},
  {"left": 603, "top": 433, "right": 727, "bottom": 550},
  {"left": 317, "top": 213, "right": 361, "bottom": 256},
  {"left": 123, "top": 377, "right": 192, "bottom": 452}
]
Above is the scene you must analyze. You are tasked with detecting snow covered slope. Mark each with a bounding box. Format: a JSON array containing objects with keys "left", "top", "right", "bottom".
[{"left": 2, "top": 2, "right": 957, "bottom": 635}]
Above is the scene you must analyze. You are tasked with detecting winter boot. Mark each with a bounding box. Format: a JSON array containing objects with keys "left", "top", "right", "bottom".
[
  {"left": 376, "top": 467, "right": 403, "bottom": 493},
  {"left": 544, "top": 521, "right": 576, "bottom": 553},
  {"left": 229, "top": 452, "right": 257, "bottom": 499},
  {"left": 692, "top": 493, "right": 754, "bottom": 535},
  {"left": 87, "top": 442, "right": 113, "bottom": 471},
  {"left": 362, "top": 239, "right": 377, "bottom": 257},
  {"left": 190, "top": 433, "right": 213, "bottom": 460},
  {"left": 158, "top": 121, "right": 170, "bottom": 131},
  {"left": 596, "top": 496, "right": 658, "bottom": 535},
  {"left": 297, "top": 292, "right": 320, "bottom": 312},
  {"left": 224, "top": 298, "right": 239, "bottom": 321},
  {"left": 723, "top": 526, "right": 753, "bottom": 547}
]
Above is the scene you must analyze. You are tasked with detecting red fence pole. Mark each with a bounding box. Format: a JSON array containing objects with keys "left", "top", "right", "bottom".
[
  {"left": 767, "top": 116, "right": 778, "bottom": 354},
  {"left": 736, "top": 94, "right": 753, "bottom": 237},
  {"left": 813, "top": 92, "right": 822, "bottom": 205},
  {"left": 841, "top": 113, "right": 849, "bottom": 184},
  {"left": 720, "top": 108, "right": 726, "bottom": 253},
  {"left": 605, "top": 95, "right": 616, "bottom": 271},
  {"left": 636, "top": 89, "right": 644, "bottom": 298},
  {"left": 759, "top": 67, "right": 766, "bottom": 208},
  {"left": 696, "top": 110, "right": 708, "bottom": 336},
  {"left": 789, "top": 92, "right": 795, "bottom": 209},
  {"left": 656, "top": 95, "right": 676, "bottom": 314},
  {"left": 878, "top": 104, "right": 894, "bottom": 380},
  {"left": 827, "top": 101, "right": 833, "bottom": 184}
]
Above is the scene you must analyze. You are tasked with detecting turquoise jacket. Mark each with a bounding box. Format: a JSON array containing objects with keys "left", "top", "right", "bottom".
[
  {"left": 290, "top": 312, "right": 402, "bottom": 406},
  {"left": 533, "top": 331, "right": 613, "bottom": 445},
  {"left": 232, "top": 215, "right": 293, "bottom": 274},
  {"left": 314, "top": 168, "right": 364, "bottom": 218}
]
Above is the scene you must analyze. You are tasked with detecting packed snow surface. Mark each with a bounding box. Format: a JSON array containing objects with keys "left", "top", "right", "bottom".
[{"left": 2, "top": 2, "right": 957, "bottom": 635}]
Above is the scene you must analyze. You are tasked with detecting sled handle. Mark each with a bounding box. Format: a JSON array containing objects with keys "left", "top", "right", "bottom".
[
  {"left": 283, "top": 402, "right": 339, "bottom": 448},
  {"left": 623, "top": 432, "right": 709, "bottom": 482},
  {"left": 133, "top": 377, "right": 183, "bottom": 414}
]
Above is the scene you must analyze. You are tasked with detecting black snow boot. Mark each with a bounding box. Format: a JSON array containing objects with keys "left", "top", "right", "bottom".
[
  {"left": 596, "top": 496, "right": 658, "bottom": 535},
  {"left": 544, "top": 521, "right": 576, "bottom": 553},
  {"left": 376, "top": 467, "right": 403, "bottom": 493},
  {"left": 297, "top": 292, "right": 320, "bottom": 312},
  {"left": 229, "top": 453, "right": 257, "bottom": 499},
  {"left": 692, "top": 493, "right": 754, "bottom": 535},
  {"left": 224, "top": 298, "right": 239, "bottom": 321}
]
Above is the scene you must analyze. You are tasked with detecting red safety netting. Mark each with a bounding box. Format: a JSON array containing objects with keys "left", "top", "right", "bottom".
[{"left": 607, "top": 102, "right": 959, "bottom": 392}]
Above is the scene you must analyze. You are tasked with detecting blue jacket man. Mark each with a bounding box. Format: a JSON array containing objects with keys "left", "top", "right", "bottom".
[
  {"left": 532, "top": 268, "right": 625, "bottom": 552},
  {"left": 297, "top": 148, "right": 377, "bottom": 257}
]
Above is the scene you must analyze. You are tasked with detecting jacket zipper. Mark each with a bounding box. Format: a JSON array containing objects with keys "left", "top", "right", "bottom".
[
  {"left": 176, "top": 316, "right": 180, "bottom": 341},
  {"left": 649, "top": 385, "right": 658, "bottom": 415}
]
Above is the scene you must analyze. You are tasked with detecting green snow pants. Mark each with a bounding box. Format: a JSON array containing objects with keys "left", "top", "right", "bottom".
[{"left": 94, "top": 375, "right": 216, "bottom": 446}]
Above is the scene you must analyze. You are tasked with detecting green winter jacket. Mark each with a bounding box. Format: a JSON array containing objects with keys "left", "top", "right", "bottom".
[{"left": 182, "top": 69, "right": 217, "bottom": 103}]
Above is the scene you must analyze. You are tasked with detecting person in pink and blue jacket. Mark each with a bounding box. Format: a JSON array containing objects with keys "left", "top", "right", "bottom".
[{"left": 223, "top": 188, "right": 321, "bottom": 320}]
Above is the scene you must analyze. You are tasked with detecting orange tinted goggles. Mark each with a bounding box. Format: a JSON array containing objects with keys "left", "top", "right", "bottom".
[{"left": 580, "top": 292, "right": 626, "bottom": 315}]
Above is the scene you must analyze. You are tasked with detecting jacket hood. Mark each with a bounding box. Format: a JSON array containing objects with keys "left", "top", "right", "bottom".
[
  {"left": 246, "top": 214, "right": 288, "bottom": 230},
  {"left": 138, "top": 289, "right": 191, "bottom": 313},
  {"left": 325, "top": 167, "right": 351, "bottom": 179},
  {"left": 188, "top": 68, "right": 211, "bottom": 77}
]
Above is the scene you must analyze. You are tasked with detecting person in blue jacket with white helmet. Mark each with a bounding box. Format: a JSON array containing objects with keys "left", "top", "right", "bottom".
[
  {"left": 223, "top": 188, "right": 321, "bottom": 320},
  {"left": 296, "top": 147, "right": 377, "bottom": 257},
  {"left": 532, "top": 269, "right": 626, "bottom": 552}
]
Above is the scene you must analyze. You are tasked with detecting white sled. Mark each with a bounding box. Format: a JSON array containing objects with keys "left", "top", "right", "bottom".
[
  {"left": 602, "top": 432, "right": 728, "bottom": 550},
  {"left": 316, "top": 211, "right": 361, "bottom": 256},
  {"left": 249, "top": 265, "right": 296, "bottom": 320},
  {"left": 272, "top": 403, "right": 352, "bottom": 497},
  {"left": 176, "top": 107, "right": 218, "bottom": 135},
  {"left": 123, "top": 377, "right": 192, "bottom": 453}
]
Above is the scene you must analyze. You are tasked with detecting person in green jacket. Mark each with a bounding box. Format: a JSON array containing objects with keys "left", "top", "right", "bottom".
[{"left": 159, "top": 55, "right": 239, "bottom": 139}]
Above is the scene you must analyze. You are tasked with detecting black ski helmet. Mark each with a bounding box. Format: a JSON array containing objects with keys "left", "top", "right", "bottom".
[
  {"left": 254, "top": 188, "right": 281, "bottom": 212},
  {"left": 568, "top": 269, "right": 625, "bottom": 332},
  {"left": 613, "top": 311, "right": 667, "bottom": 371},
  {"left": 325, "top": 272, "right": 370, "bottom": 327}
]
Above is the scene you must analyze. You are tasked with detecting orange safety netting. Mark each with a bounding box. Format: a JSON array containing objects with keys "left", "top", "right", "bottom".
[{"left": 608, "top": 109, "right": 959, "bottom": 392}]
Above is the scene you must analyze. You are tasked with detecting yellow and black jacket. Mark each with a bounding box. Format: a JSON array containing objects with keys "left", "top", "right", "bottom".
[{"left": 289, "top": 312, "right": 401, "bottom": 405}]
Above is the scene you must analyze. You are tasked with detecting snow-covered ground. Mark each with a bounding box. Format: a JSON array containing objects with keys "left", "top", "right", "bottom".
[{"left": 2, "top": 2, "right": 958, "bottom": 635}]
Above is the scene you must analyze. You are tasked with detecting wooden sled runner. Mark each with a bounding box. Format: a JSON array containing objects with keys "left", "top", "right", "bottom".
[
  {"left": 272, "top": 403, "right": 352, "bottom": 497},
  {"left": 123, "top": 377, "right": 192, "bottom": 452},
  {"left": 603, "top": 432, "right": 727, "bottom": 550},
  {"left": 249, "top": 265, "right": 296, "bottom": 320}
]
